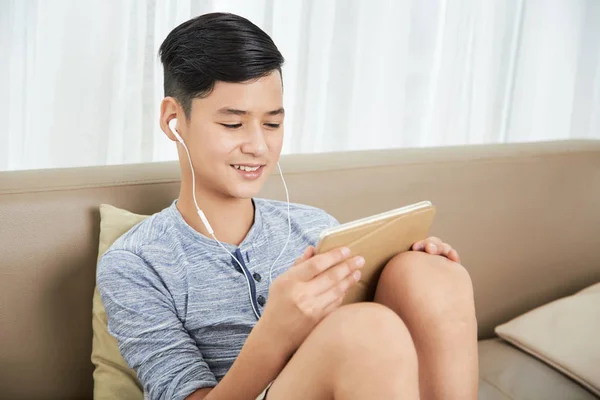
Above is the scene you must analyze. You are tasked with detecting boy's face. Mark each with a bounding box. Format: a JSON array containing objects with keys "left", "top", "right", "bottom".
[{"left": 177, "top": 71, "right": 284, "bottom": 200}]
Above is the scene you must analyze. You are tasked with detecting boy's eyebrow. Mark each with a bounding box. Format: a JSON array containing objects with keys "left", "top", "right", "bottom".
[
  {"left": 266, "top": 107, "right": 285, "bottom": 116},
  {"left": 216, "top": 107, "right": 285, "bottom": 116}
]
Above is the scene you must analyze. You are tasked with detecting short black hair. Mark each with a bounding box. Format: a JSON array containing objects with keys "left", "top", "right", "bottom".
[{"left": 159, "top": 12, "right": 285, "bottom": 119}]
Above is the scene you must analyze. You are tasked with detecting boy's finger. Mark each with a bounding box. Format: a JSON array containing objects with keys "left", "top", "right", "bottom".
[
  {"left": 412, "top": 240, "right": 425, "bottom": 251},
  {"left": 293, "top": 248, "right": 309, "bottom": 266},
  {"left": 425, "top": 242, "right": 439, "bottom": 254},
  {"left": 293, "top": 246, "right": 314, "bottom": 266},
  {"left": 295, "top": 247, "right": 352, "bottom": 281},
  {"left": 441, "top": 243, "right": 453, "bottom": 256},
  {"left": 448, "top": 249, "right": 461, "bottom": 263}
]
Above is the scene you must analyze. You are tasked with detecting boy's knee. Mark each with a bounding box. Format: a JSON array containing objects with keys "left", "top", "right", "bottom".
[
  {"left": 380, "top": 251, "right": 476, "bottom": 328},
  {"left": 318, "top": 303, "right": 417, "bottom": 362}
]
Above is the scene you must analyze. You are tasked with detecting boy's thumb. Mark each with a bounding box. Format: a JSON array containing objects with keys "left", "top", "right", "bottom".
[{"left": 293, "top": 246, "right": 314, "bottom": 266}]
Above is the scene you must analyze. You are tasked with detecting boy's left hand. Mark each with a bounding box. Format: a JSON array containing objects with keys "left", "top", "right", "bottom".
[{"left": 411, "top": 236, "right": 461, "bottom": 263}]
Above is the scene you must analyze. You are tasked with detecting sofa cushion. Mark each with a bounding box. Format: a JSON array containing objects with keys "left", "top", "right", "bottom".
[
  {"left": 494, "top": 283, "right": 600, "bottom": 397},
  {"left": 478, "top": 339, "right": 597, "bottom": 399},
  {"left": 91, "top": 204, "right": 148, "bottom": 399}
]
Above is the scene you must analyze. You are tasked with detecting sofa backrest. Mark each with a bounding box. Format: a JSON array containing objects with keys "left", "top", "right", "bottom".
[{"left": 1, "top": 140, "right": 599, "bottom": 399}]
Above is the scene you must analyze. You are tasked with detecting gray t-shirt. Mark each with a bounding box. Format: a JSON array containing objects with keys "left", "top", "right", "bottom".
[{"left": 97, "top": 198, "right": 338, "bottom": 400}]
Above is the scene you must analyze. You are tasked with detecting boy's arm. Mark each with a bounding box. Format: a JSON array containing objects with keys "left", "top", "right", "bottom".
[
  {"left": 187, "top": 315, "right": 293, "bottom": 400},
  {"left": 190, "top": 210, "right": 345, "bottom": 399},
  {"left": 97, "top": 250, "right": 219, "bottom": 400}
]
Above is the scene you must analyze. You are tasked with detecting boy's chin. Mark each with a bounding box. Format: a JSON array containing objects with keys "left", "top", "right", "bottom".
[{"left": 227, "top": 183, "right": 263, "bottom": 200}]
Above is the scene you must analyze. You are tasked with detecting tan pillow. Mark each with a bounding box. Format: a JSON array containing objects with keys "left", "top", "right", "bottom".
[
  {"left": 495, "top": 282, "right": 600, "bottom": 396},
  {"left": 91, "top": 204, "right": 149, "bottom": 400}
]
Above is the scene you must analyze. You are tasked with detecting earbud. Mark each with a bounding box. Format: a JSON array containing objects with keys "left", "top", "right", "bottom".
[{"left": 168, "top": 118, "right": 184, "bottom": 144}]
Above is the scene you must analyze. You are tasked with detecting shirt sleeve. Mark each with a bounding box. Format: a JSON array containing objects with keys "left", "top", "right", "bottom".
[{"left": 97, "top": 249, "right": 218, "bottom": 400}]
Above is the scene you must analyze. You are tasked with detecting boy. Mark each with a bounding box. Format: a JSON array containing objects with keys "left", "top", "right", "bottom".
[{"left": 97, "top": 12, "right": 478, "bottom": 400}]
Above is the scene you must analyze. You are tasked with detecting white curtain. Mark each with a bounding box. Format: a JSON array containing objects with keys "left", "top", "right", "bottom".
[{"left": 1, "top": 0, "right": 599, "bottom": 171}]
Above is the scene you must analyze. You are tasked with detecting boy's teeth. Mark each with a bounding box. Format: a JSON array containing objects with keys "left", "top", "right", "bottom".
[{"left": 234, "top": 165, "right": 260, "bottom": 172}]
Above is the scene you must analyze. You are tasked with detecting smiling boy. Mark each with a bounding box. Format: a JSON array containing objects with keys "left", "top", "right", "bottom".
[{"left": 97, "top": 12, "right": 478, "bottom": 400}]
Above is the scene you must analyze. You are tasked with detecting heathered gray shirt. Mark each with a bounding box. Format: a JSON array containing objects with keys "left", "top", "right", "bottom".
[{"left": 97, "top": 198, "right": 339, "bottom": 400}]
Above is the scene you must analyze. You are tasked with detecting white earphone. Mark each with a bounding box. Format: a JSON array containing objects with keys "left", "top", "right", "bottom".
[
  {"left": 169, "top": 118, "right": 291, "bottom": 320},
  {"left": 168, "top": 119, "right": 184, "bottom": 143},
  {"left": 169, "top": 119, "right": 214, "bottom": 234}
]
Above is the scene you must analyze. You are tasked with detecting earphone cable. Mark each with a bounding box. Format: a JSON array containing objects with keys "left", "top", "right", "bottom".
[{"left": 177, "top": 134, "right": 291, "bottom": 320}]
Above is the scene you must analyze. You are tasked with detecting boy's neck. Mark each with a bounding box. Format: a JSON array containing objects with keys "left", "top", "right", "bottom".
[{"left": 176, "top": 188, "right": 255, "bottom": 247}]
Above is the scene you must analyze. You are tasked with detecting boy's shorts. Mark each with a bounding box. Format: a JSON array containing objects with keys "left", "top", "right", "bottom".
[{"left": 256, "top": 382, "right": 273, "bottom": 399}]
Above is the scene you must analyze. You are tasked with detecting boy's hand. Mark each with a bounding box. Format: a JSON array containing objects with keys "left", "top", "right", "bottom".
[
  {"left": 412, "top": 236, "right": 461, "bottom": 263},
  {"left": 261, "top": 246, "right": 365, "bottom": 353}
]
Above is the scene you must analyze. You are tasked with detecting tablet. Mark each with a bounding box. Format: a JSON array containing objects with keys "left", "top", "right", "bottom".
[{"left": 315, "top": 201, "right": 436, "bottom": 304}]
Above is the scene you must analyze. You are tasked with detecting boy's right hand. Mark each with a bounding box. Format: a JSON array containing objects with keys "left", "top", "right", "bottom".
[{"left": 260, "top": 246, "right": 365, "bottom": 353}]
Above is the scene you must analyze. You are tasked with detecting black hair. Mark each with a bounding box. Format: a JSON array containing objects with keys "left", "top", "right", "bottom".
[{"left": 158, "top": 12, "right": 285, "bottom": 119}]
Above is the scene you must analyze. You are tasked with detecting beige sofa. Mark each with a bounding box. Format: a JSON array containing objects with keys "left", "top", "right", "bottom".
[{"left": 1, "top": 140, "right": 599, "bottom": 399}]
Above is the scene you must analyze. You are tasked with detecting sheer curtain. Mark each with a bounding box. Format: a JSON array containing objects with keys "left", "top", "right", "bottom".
[{"left": 1, "top": 0, "right": 599, "bottom": 171}]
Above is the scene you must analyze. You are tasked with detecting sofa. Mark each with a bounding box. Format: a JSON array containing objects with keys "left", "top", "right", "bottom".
[{"left": 1, "top": 140, "right": 599, "bottom": 399}]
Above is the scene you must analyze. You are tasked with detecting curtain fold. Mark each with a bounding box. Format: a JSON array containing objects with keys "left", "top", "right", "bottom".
[{"left": 1, "top": 0, "right": 599, "bottom": 171}]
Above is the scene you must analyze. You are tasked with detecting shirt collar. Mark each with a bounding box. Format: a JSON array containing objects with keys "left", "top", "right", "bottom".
[{"left": 167, "top": 198, "right": 264, "bottom": 253}]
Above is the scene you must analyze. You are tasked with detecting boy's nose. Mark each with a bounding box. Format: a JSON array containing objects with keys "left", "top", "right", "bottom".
[{"left": 242, "top": 128, "right": 268, "bottom": 156}]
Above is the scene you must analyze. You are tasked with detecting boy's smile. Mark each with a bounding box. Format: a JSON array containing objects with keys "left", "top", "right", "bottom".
[{"left": 230, "top": 163, "right": 266, "bottom": 180}]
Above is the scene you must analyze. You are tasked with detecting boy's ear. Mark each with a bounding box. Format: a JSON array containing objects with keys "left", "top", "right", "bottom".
[{"left": 160, "top": 97, "right": 181, "bottom": 142}]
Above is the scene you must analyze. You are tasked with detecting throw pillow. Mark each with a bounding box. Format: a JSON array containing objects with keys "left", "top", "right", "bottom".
[
  {"left": 495, "top": 282, "right": 600, "bottom": 396},
  {"left": 91, "top": 204, "right": 149, "bottom": 399}
]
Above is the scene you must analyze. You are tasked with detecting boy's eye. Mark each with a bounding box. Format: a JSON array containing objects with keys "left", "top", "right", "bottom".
[
  {"left": 221, "top": 123, "right": 281, "bottom": 129},
  {"left": 221, "top": 123, "right": 242, "bottom": 129}
]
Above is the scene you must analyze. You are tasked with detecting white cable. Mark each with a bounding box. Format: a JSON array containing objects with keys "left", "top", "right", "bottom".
[
  {"left": 211, "top": 232, "right": 262, "bottom": 320},
  {"left": 268, "top": 162, "right": 291, "bottom": 286},
  {"left": 179, "top": 140, "right": 206, "bottom": 227},
  {"left": 178, "top": 138, "right": 291, "bottom": 320},
  {"left": 179, "top": 140, "right": 260, "bottom": 319}
]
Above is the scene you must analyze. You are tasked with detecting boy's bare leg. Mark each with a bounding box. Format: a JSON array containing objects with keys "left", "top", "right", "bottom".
[
  {"left": 266, "top": 303, "right": 419, "bottom": 400},
  {"left": 374, "top": 251, "right": 478, "bottom": 400}
]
